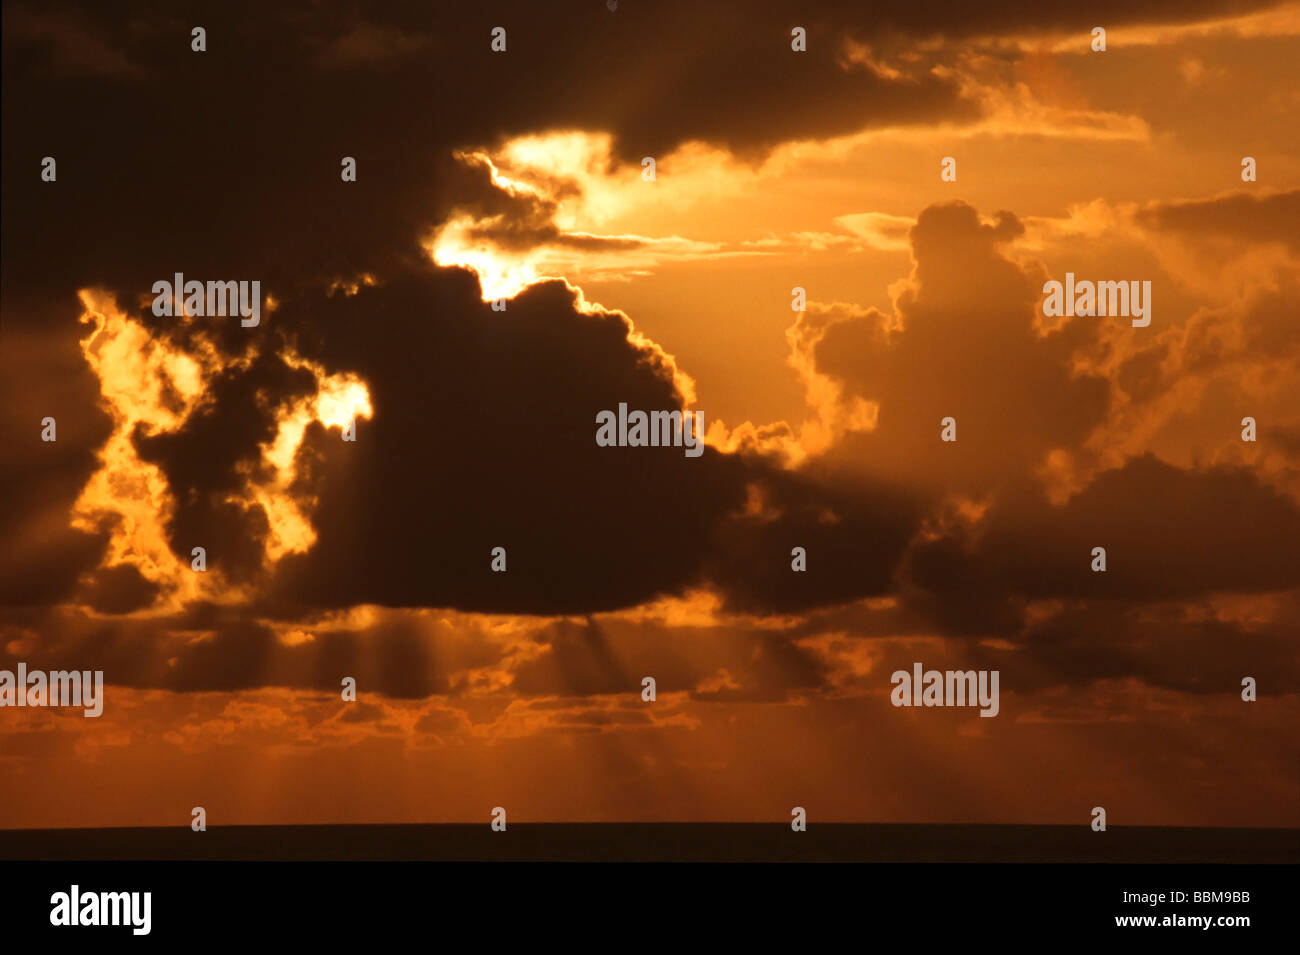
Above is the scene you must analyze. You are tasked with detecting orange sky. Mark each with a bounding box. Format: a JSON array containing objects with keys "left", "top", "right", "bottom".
[{"left": 2, "top": 0, "right": 1298, "bottom": 830}]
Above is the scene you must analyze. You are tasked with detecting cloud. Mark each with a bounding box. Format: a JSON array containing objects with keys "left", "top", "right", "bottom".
[
  {"left": 834, "top": 212, "right": 916, "bottom": 251},
  {"left": 232, "top": 263, "right": 745, "bottom": 615},
  {"left": 2, "top": 0, "right": 1297, "bottom": 837},
  {"left": 0, "top": 309, "right": 112, "bottom": 607},
  {"left": 808, "top": 201, "right": 1110, "bottom": 492},
  {"left": 3, "top": 4, "right": 144, "bottom": 78},
  {"left": 1136, "top": 188, "right": 1300, "bottom": 253},
  {"left": 76, "top": 564, "right": 161, "bottom": 615},
  {"left": 910, "top": 454, "right": 1300, "bottom": 605},
  {"left": 309, "top": 21, "right": 430, "bottom": 68}
]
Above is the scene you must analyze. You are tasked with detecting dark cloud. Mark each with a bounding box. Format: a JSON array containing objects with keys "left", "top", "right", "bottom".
[
  {"left": 509, "top": 617, "right": 828, "bottom": 703},
  {"left": 865, "top": 597, "right": 1300, "bottom": 697},
  {"left": 0, "top": 0, "right": 979, "bottom": 314},
  {"left": 0, "top": 602, "right": 510, "bottom": 699},
  {"left": 0, "top": 297, "right": 111, "bottom": 607},
  {"left": 2, "top": 4, "right": 145, "bottom": 78},
  {"left": 132, "top": 350, "right": 317, "bottom": 582},
  {"left": 1137, "top": 189, "right": 1300, "bottom": 253},
  {"left": 76, "top": 564, "right": 161, "bottom": 615},
  {"left": 1002, "top": 603, "right": 1300, "bottom": 695},
  {"left": 4, "top": 0, "right": 1282, "bottom": 307},
  {"left": 702, "top": 466, "right": 924, "bottom": 615},
  {"left": 234, "top": 262, "right": 749, "bottom": 615},
  {"left": 974, "top": 455, "right": 1300, "bottom": 601},
  {"left": 0, "top": 596, "right": 835, "bottom": 703},
  {"left": 896, "top": 455, "right": 1300, "bottom": 668},
  {"left": 308, "top": 21, "right": 430, "bottom": 69}
]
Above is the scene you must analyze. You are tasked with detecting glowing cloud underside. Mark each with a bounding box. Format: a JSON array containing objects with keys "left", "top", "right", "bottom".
[
  {"left": 425, "top": 133, "right": 735, "bottom": 303},
  {"left": 71, "top": 290, "right": 373, "bottom": 610}
]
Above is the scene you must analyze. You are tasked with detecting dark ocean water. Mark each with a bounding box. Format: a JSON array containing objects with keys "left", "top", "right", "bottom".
[{"left": 1, "top": 823, "right": 1295, "bottom": 862}]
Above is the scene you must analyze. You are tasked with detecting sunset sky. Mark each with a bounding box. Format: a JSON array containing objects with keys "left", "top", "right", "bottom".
[{"left": 2, "top": 0, "right": 1298, "bottom": 830}]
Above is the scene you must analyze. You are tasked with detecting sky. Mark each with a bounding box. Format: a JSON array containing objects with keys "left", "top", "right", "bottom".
[{"left": 1, "top": 0, "right": 1298, "bottom": 830}]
